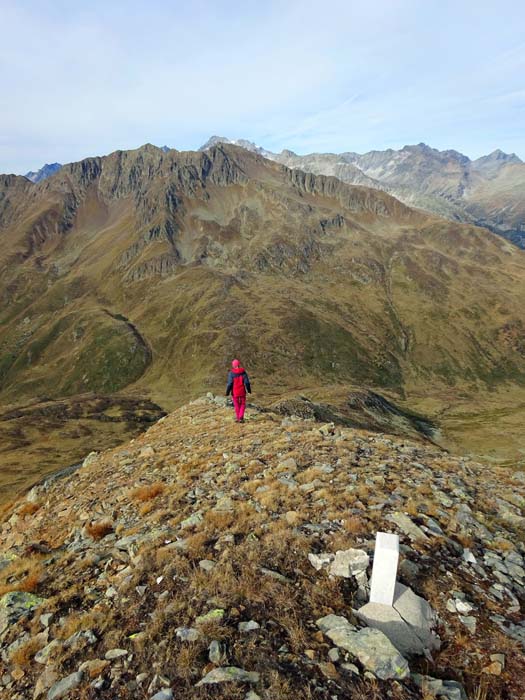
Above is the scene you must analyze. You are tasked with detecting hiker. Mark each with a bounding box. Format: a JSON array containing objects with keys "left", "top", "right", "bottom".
[{"left": 226, "top": 359, "right": 251, "bottom": 422}]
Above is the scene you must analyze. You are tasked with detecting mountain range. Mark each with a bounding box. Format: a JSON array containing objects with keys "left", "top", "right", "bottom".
[
  {"left": 1, "top": 139, "right": 524, "bottom": 700},
  {"left": 1, "top": 141, "right": 525, "bottom": 492},
  {"left": 199, "top": 138, "right": 525, "bottom": 249},
  {"left": 22, "top": 140, "right": 525, "bottom": 249}
]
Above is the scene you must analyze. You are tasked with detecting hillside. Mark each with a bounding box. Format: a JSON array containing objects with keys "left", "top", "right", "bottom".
[
  {"left": 1, "top": 143, "right": 525, "bottom": 496},
  {"left": 201, "top": 139, "right": 525, "bottom": 248},
  {"left": 0, "top": 397, "right": 524, "bottom": 699}
]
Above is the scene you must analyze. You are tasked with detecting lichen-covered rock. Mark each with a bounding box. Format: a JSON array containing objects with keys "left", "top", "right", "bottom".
[
  {"left": 0, "top": 591, "right": 45, "bottom": 641},
  {"left": 319, "top": 620, "right": 410, "bottom": 680},
  {"left": 196, "top": 666, "right": 260, "bottom": 685}
]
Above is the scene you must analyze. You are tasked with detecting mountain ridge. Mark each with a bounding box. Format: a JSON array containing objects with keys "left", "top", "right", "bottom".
[
  {"left": 0, "top": 141, "right": 525, "bottom": 496},
  {"left": 200, "top": 138, "right": 525, "bottom": 248},
  {"left": 0, "top": 395, "right": 524, "bottom": 698}
]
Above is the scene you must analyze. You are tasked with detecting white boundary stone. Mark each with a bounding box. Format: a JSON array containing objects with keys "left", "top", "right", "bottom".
[{"left": 369, "top": 532, "right": 399, "bottom": 606}]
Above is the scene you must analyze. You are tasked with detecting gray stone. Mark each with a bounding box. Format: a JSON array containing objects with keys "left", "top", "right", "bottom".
[
  {"left": 387, "top": 512, "right": 429, "bottom": 542},
  {"left": 0, "top": 591, "right": 45, "bottom": 640},
  {"left": 278, "top": 476, "right": 298, "bottom": 489},
  {"left": 391, "top": 583, "right": 438, "bottom": 650},
  {"left": 339, "top": 627, "right": 409, "bottom": 679},
  {"left": 356, "top": 602, "right": 426, "bottom": 655},
  {"left": 40, "top": 613, "right": 53, "bottom": 628},
  {"left": 260, "top": 568, "right": 292, "bottom": 583},
  {"left": 308, "top": 552, "right": 333, "bottom": 570},
  {"left": 462, "top": 549, "right": 477, "bottom": 564},
  {"left": 35, "top": 640, "right": 62, "bottom": 664},
  {"left": 328, "top": 648, "right": 340, "bottom": 662},
  {"left": 199, "top": 559, "right": 216, "bottom": 572},
  {"left": 424, "top": 517, "right": 444, "bottom": 536},
  {"left": 150, "top": 691, "right": 173, "bottom": 700},
  {"left": 176, "top": 627, "right": 200, "bottom": 642},
  {"left": 459, "top": 615, "right": 476, "bottom": 634},
  {"left": 399, "top": 558, "right": 420, "bottom": 581},
  {"left": 278, "top": 457, "right": 297, "bottom": 471},
  {"left": 316, "top": 614, "right": 356, "bottom": 635},
  {"left": 244, "top": 692, "right": 261, "bottom": 700},
  {"left": 341, "top": 662, "right": 360, "bottom": 675},
  {"left": 196, "top": 667, "right": 260, "bottom": 685},
  {"left": 47, "top": 672, "right": 83, "bottom": 700},
  {"left": 238, "top": 620, "right": 260, "bottom": 632},
  {"left": 454, "top": 599, "right": 473, "bottom": 614},
  {"left": 104, "top": 648, "right": 128, "bottom": 660},
  {"left": 329, "top": 548, "right": 369, "bottom": 578},
  {"left": 208, "top": 640, "right": 224, "bottom": 664},
  {"left": 412, "top": 674, "right": 467, "bottom": 699},
  {"left": 179, "top": 511, "right": 203, "bottom": 529},
  {"left": 317, "top": 617, "right": 409, "bottom": 680}
]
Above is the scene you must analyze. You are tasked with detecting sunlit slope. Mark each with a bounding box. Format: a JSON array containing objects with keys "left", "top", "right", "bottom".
[{"left": 1, "top": 143, "right": 524, "bottom": 422}]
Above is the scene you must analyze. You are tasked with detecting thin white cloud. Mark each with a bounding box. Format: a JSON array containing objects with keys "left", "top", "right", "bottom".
[{"left": 0, "top": 0, "right": 524, "bottom": 172}]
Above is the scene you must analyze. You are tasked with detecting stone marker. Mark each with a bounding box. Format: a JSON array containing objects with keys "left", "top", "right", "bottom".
[{"left": 369, "top": 532, "right": 399, "bottom": 606}]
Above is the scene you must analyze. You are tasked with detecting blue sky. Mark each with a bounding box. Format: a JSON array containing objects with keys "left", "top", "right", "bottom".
[{"left": 1, "top": 0, "right": 524, "bottom": 173}]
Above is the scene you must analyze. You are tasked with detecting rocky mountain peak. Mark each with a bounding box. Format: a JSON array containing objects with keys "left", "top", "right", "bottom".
[
  {"left": 199, "top": 134, "right": 232, "bottom": 150},
  {"left": 473, "top": 149, "right": 523, "bottom": 167},
  {"left": 24, "top": 162, "right": 62, "bottom": 183}
]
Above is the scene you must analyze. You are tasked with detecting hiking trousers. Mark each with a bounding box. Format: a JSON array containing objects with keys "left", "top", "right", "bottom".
[{"left": 233, "top": 395, "right": 246, "bottom": 421}]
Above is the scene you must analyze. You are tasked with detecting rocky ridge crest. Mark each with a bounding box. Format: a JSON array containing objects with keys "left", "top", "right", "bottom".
[{"left": 0, "top": 397, "right": 524, "bottom": 699}]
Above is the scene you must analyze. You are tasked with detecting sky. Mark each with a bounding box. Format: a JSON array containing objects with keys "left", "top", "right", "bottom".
[{"left": 1, "top": 0, "right": 524, "bottom": 174}]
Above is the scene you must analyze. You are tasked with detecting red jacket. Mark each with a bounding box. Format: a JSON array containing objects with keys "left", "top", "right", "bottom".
[{"left": 226, "top": 367, "right": 251, "bottom": 397}]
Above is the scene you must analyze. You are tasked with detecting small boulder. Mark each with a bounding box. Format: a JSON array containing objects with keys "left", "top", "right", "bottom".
[
  {"left": 104, "top": 648, "right": 128, "bottom": 660},
  {"left": 150, "top": 690, "right": 173, "bottom": 700},
  {"left": 329, "top": 549, "right": 369, "bottom": 578},
  {"left": 196, "top": 667, "right": 260, "bottom": 686},
  {"left": 0, "top": 591, "right": 45, "bottom": 640},
  {"left": 308, "top": 552, "right": 333, "bottom": 571},
  {"left": 78, "top": 659, "right": 109, "bottom": 678},
  {"left": 47, "top": 671, "right": 83, "bottom": 700},
  {"left": 238, "top": 620, "right": 260, "bottom": 632},
  {"left": 317, "top": 615, "right": 408, "bottom": 680}
]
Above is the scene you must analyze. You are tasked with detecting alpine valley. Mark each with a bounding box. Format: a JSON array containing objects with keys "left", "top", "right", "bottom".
[
  {"left": 1, "top": 141, "right": 525, "bottom": 700},
  {"left": 1, "top": 141, "right": 525, "bottom": 500}
]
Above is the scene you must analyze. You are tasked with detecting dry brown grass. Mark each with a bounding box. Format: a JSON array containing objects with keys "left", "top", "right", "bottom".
[
  {"left": 55, "top": 607, "right": 112, "bottom": 641},
  {"left": 355, "top": 483, "right": 370, "bottom": 501},
  {"left": 9, "top": 636, "right": 46, "bottom": 666},
  {"left": 491, "top": 537, "right": 515, "bottom": 552},
  {"left": 139, "top": 501, "right": 155, "bottom": 516},
  {"left": 85, "top": 519, "right": 114, "bottom": 540},
  {"left": 173, "top": 643, "right": 204, "bottom": 682},
  {"left": 0, "top": 557, "right": 44, "bottom": 595},
  {"left": 130, "top": 481, "right": 165, "bottom": 502},
  {"left": 18, "top": 501, "right": 41, "bottom": 516},
  {"left": 405, "top": 498, "right": 419, "bottom": 516},
  {"left": 343, "top": 515, "right": 367, "bottom": 534}
]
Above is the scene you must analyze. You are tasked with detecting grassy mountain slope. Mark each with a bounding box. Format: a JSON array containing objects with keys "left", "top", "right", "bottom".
[{"left": 1, "top": 144, "right": 525, "bottom": 492}]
